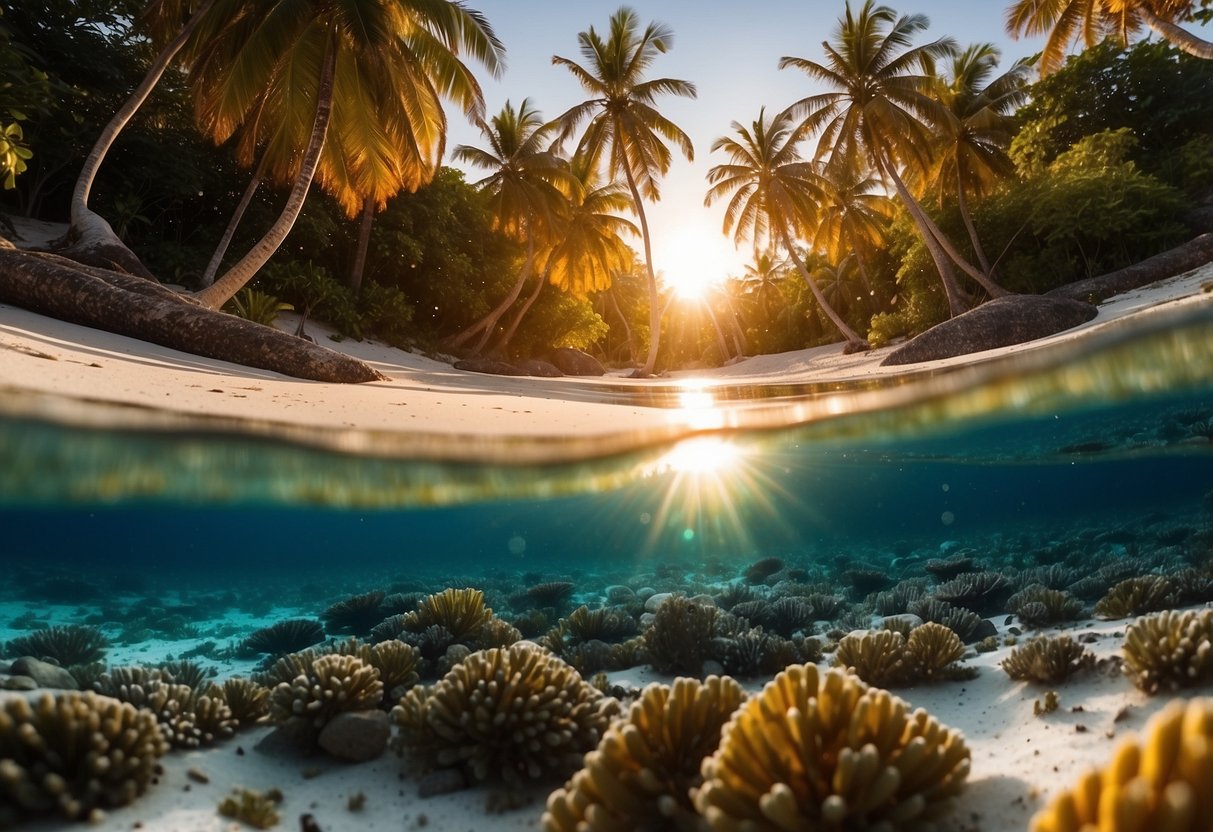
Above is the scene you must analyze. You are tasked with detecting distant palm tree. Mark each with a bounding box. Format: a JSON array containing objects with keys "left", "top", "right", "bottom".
[
  {"left": 705, "top": 108, "right": 868, "bottom": 350},
  {"left": 780, "top": 0, "right": 1007, "bottom": 316},
  {"left": 928, "top": 43, "right": 1029, "bottom": 278},
  {"left": 553, "top": 6, "right": 697, "bottom": 376},
  {"left": 447, "top": 99, "right": 569, "bottom": 354},
  {"left": 189, "top": 0, "right": 503, "bottom": 310},
  {"left": 740, "top": 250, "right": 791, "bottom": 320},
  {"left": 492, "top": 154, "right": 637, "bottom": 352},
  {"left": 1005, "top": 0, "right": 1212, "bottom": 75},
  {"left": 812, "top": 157, "right": 895, "bottom": 301}
]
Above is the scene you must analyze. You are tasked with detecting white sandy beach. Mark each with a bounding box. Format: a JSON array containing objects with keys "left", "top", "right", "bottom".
[{"left": 2, "top": 218, "right": 1213, "bottom": 831}]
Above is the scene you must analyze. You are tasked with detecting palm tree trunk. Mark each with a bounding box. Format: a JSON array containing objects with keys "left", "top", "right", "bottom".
[
  {"left": 620, "top": 163, "right": 662, "bottom": 377},
  {"left": 1138, "top": 6, "right": 1213, "bottom": 59},
  {"left": 780, "top": 225, "right": 867, "bottom": 348},
  {"left": 493, "top": 266, "right": 549, "bottom": 353},
  {"left": 194, "top": 33, "right": 337, "bottom": 310},
  {"left": 703, "top": 299, "right": 732, "bottom": 363},
  {"left": 67, "top": 0, "right": 217, "bottom": 278},
  {"left": 878, "top": 157, "right": 971, "bottom": 316},
  {"left": 348, "top": 196, "right": 375, "bottom": 293},
  {"left": 955, "top": 172, "right": 993, "bottom": 278},
  {"left": 607, "top": 287, "right": 637, "bottom": 364},
  {"left": 445, "top": 233, "right": 535, "bottom": 351},
  {"left": 200, "top": 151, "right": 267, "bottom": 288}
]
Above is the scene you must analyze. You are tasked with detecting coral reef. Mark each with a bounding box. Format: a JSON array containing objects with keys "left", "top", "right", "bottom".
[
  {"left": 694, "top": 665, "right": 970, "bottom": 829},
  {"left": 1001, "top": 636, "right": 1094, "bottom": 684},
  {"left": 743, "top": 557, "right": 783, "bottom": 585},
  {"left": 1006, "top": 585, "right": 1084, "bottom": 628},
  {"left": 216, "top": 677, "right": 271, "bottom": 727},
  {"left": 402, "top": 588, "right": 494, "bottom": 642},
  {"left": 392, "top": 643, "right": 618, "bottom": 786},
  {"left": 561, "top": 605, "right": 638, "bottom": 644},
  {"left": 835, "top": 623, "right": 970, "bottom": 687},
  {"left": 543, "top": 676, "right": 747, "bottom": 831},
  {"left": 4, "top": 625, "right": 109, "bottom": 666},
  {"left": 217, "top": 787, "right": 282, "bottom": 830},
  {"left": 644, "top": 595, "right": 720, "bottom": 676},
  {"left": 238, "top": 619, "right": 325, "bottom": 658},
  {"left": 1122, "top": 608, "right": 1213, "bottom": 693},
  {"left": 834, "top": 629, "right": 907, "bottom": 688},
  {"left": 1093, "top": 575, "right": 1178, "bottom": 619},
  {"left": 526, "top": 581, "right": 576, "bottom": 610},
  {"left": 932, "top": 571, "right": 1012, "bottom": 616},
  {"left": 0, "top": 691, "right": 168, "bottom": 825},
  {"left": 1030, "top": 698, "right": 1213, "bottom": 831},
  {"left": 321, "top": 590, "right": 387, "bottom": 635},
  {"left": 906, "top": 598, "right": 982, "bottom": 642},
  {"left": 268, "top": 653, "right": 383, "bottom": 732}
]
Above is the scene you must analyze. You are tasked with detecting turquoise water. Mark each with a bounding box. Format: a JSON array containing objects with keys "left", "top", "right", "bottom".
[{"left": 1, "top": 302, "right": 1211, "bottom": 588}]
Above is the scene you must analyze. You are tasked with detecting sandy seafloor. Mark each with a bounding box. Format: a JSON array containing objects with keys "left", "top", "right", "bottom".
[{"left": 1, "top": 215, "right": 1213, "bottom": 831}]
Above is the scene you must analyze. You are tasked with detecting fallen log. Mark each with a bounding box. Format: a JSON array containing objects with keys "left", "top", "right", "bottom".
[
  {"left": 1046, "top": 232, "right": 1213, "bottom": 303},
  {"left": 0, "top": 247, "right": 386, "bottom": 384}
]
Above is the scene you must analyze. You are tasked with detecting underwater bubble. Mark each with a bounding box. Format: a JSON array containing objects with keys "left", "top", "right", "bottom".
[
  {"left": 941, "top": 511, "right": 956, "bottom": 526},
  {"left": 507, "top": 536, "right": 526, "bottom": 555}
]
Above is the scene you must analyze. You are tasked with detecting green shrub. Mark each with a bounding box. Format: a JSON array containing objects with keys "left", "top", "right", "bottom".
[{"left": 224, "top": 288, "right": 293, "bottom": 327}]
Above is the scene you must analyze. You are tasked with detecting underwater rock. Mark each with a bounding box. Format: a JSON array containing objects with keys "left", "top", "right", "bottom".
[
  {"left": 881, "top": 295, "right": 1098, "bottom": 366},
  {"left": 546, "top": 348, "right": 605, "bottom": 376},
  {"left": 644, "top": 592, "right": 674, "bottom": 613},
  {"left": 317, "top": 710, "right": 390, "bottom": 762},
  {"left": 10, "top": 657, "right": 78, "bottom": 690},
  {"left": 1, "top": 675, "right": 37, "bottom": 691}
]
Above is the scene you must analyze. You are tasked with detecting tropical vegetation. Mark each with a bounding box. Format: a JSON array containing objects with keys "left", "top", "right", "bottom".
[{"left": 1, "top": 0, "right": 1211, "bottom": 375}]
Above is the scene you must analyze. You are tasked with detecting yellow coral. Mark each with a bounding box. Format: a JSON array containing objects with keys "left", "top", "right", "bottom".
[
  {"left": 393, "top": 643, "right": 618, "bottom": 786},
  {"left": 1122, "top": 609, "right": 1213, "bottom": 694},
  {"left": 543, "top": 676, "right": 746, "bottom": 831},
  {"left": 1002, "top": 635, "right": 1093, "bottom": 684},
  {"left": 694, "top": 664, "right": 970, "bottom": 830},
  {"left": 268, "top": 653, "right": 383, "bottom": 730},
  {"left": 834, "top": 629, "right": 906, "bottom": 687},
  {"left": 402, "top": 588, "right": 494, "bottom": 642},
  {"left": 1031, "top": 697, "right": 1213, "bottom": 832}
]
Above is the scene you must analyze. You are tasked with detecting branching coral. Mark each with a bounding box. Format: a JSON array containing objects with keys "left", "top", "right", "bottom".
[
  {"left": 834, "top": 630, "right": 907, "bottom": 688},
  {"left": 906, "top": 599, "right": 982, "bottom": 642},
  {"left": 543, "top": 676, "right": 747, "bottom": 831},
  {"left": 1006, "top": 585, "right": 1085, "bottom": 628},
  {"left": 1001, "top": 636, "right": 1094, "bottom": 684},
  {"left": 836, "top": 624, "right": 970, "bottom": 687},
  {"left": 269, "top": 653, "right": 383, "bottom": 732},
  {"left": 643, "top": 595, "right": 720, "bottom": 676},
  {"left": 392, "top": 643, "right": 618, "bottom": 786},
  {"left": 0, "top": 691, "right": 168, "bottom": 825},
  {"left": 5, "top": 625, "right": 109, "bottom": 666},
  {"left": 562, "top": 606, "right": 638, "bottom": 645},
  {"left": 526, "top": 581, "right": 576, "bottom": 610},
  {"left": 217, "top": 787, "right": 282, "bottom": 830},
  {"left": 1093, "top": 575, "right": 1178, "bottom": 619},
  {"left": 402, "top": 588, "right": 493, "bottom": 643},
  {"left": 321, "top": 590, "right": 386, "bottom": 635},
  {"left": 902, "top": 623, "right": 970, "bottom": 683},
  {"left": 694, "top": 665, "right": 970, "bottom": 829},
  {"left": 239, "top": 619, "right": 325, "bottom": 658},
  {"left": 932, "top": 571, "right": 1012, "bottom": 616},
  {"left": 94, "top": 667, "right": 235, "bottom": 749},
  {"left": 476, "top": 617, "right": 522, "bottom": 649},
  {"left": 1030, "top": 697, "right": 1213, "bottom": 832},
  {"left": 1122, "top": 608, "right": 1213, "bottom": 693},
  {"left": 216, "top": 677, "right": 271, "bottom": 727}
]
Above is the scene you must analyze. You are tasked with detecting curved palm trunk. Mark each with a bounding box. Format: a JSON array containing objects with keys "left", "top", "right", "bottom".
[
  {"left": 445, "top": 233, "right": 535, "bottom": 351},
  {"left": 780, "top": 225, "right": 867, "bottom": 348},
  {"left": 620, "top": 164, "right": 662, "bottom": 377},
  {"left": 703, "top": 299, "right": 732, "bottom": 363},
  {"left": 200, "top": 152, "right": 267, "bottom": 288},
  {"left": 493, "top": 266, "right": 549, "bottom": 353},
  {"left": 348, "top": 196, "right": 375, "bottom": 293},
  {"left": 194, "top": 35, "right": 337, "bottom": 310},
  {"left": 955, "top": 173, "right": 993, "bottom": 278},
  {"left": 607, "top": 287, "right": 637, "bottom": 364},
  {"left": 67, "top": 0, "right": 217, "bottom": 277},
  {"left": 1138, "top": 6, "right": 1213, "bottom": 59},
  {"left": 877, "top": 156, "right": 970, "bottom": 316}
]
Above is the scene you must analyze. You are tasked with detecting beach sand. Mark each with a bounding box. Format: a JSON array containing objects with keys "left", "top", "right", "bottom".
[{"left": 2, "top": 218, "right": 1212, "bottom": 830}]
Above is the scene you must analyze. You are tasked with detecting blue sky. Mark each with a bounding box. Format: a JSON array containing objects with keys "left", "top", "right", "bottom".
[{"left": 445, "top": 1, "right": 1050, "bottom": 292}]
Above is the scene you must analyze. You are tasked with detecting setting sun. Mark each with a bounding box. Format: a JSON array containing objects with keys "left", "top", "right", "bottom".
[{"left": 657, "top": 227, "right": 733, "bottom": 300}]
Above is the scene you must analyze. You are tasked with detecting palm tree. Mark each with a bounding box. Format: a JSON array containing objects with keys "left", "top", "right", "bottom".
[
  {"left": 705, "top": 108, "right": 868, "bottom": 350},
  {"left": 491, "top": 154, "right": 638, "bottom": 353},
  {"left": 189, "top": 0, "right": 504, "bottom": 310},
  {"left": 740, "top": 250, "right": 791, "bottom": 320},
  {"left": 447, "top": 98, "right": 569, "bottom": 353},
  {"left": 779, "top": 0, "right": 1008, "bottom": 316},
  {"left": 1005, "top": 0, "right": 1213, "bottom": 75},
  {"left": 811, "top": 157, "right": 895, "bottom": 300},
  {"left": 552, "top": 6, "right": 697, "bottom": 377}
]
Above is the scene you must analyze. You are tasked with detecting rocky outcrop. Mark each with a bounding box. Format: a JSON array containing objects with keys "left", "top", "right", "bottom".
[
  {"left": 452, "top": 358, "right": 527, "bottom": 376},
  {"left": 513, "top": 358, "right": 563, "bottom": 377},
  {"left": 9, "top": 657, "right": 78, "bottom": 689},
  {"left": 547, "top": 348, "right": 605, "bottom": 376},
  {"left": 881, "top": 295, "right": 1097, "bottom": 366},
  {"left": 317, "top": 710, "right": 389, "bottom": 762}
]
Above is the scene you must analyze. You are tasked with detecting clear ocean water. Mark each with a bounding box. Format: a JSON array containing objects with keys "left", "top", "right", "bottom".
[{"left": 1, "top": 302, "right": 1210, "bottom": 596}]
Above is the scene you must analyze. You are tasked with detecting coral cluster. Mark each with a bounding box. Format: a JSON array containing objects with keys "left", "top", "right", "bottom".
[
  {"left": 238, "top": 619, "right": 325, "bottom": 658},
  {"left": 393, "top": 643, "right": 618, "bottom": 786},
  {"left": 643, "top": 595, "right": 720, "bottom": 675},
  {"left": 402, "top": 587, "right": 494, "bottom": 642},
  {"left": 1093, "top": 575, "right": 1177, "bottom": 619},
  {"left": 1031, "top": 698, "right": 1213, "bottom": 831},
  {"left": 0, "top": 691, "right": 168, "bottom": 825},
  {"left": 94, "top": 667, "right": 236, "bottom": 748},
  {"left": 1001, "top": 636, "right": 1094, "bottom": 684},
  {"left": 834, "top": 623, "right": 971, "bottom": 687},
  {"left": 1122, "top": 608, "right": 1213, "bottom": 693},
  {"left": 4, "top": 625, "right": 109, "bottom": 666},
  {"left": 268, "top": 653, "right": 383, "bottom": 731},
  {"left": 321, "top": 590, "right": 387, "bottom": 635},
  {"left": 1006, "top": 585, "right": 1084, "bottom": 628},
  {"left": 544, "top": 676, "right": 747, "bottom": 831},
  {"left": 694, "top": 665, "right": 970, "bottom": 829}
]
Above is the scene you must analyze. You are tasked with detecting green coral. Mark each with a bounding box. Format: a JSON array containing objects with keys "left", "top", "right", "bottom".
[
  {"left": 1122, "top": 608, "right": 1213, "bottom": 693},
  {"left": 544, "top": 676, "right": 747, "bottom": 831},
  {"left": 392, "top": 643, "right": 618, "bottom": 786},
  {"left": 694, "top": 665, "right": 970, "bottom": 830},
  {"left": 1030, "top": 698, "right": 1213, "bottom": 831},
  {"left": 0, "top": 692, "right": 168, "bottom": 825}
]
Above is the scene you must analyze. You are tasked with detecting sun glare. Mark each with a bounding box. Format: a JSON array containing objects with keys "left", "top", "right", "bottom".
[
  {"left": 657, "top": 436, "right": 741, "bottom": 476},
  {"left": 658, "top": 227, "right": 731, "bottom": 300}
]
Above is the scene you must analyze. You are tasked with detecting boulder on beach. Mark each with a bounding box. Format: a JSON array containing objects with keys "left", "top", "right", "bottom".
[
  {"left": 547, "top": 348, "right": 605, "bottom": 376},
  {"left": 881, "top": 294, "right": 1098, "bottom": 366}
]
